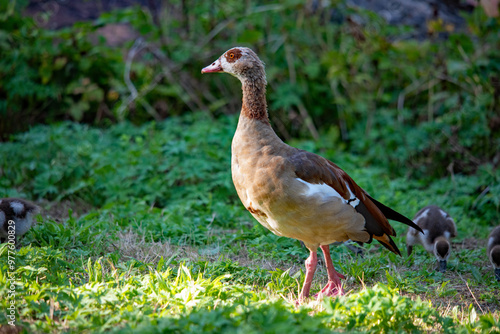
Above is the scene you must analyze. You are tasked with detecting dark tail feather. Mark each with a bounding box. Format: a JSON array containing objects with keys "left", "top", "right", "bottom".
[
  {"left": 367, "top": 195, "right": 423, "bottom": 234},
  {"left": 373, "top": 234, "right": 402, "bottom": 256}
]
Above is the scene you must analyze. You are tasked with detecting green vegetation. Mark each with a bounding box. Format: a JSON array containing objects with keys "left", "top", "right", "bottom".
[
  {"left": 1, "top": 0, "right": 499, "bottom": 332},
  {"left": 1, "top": 0, "right": 499, "bottom": 177},
  {"left": 1, "top": 115, "right": 499, "bottom": 332},
  {"left": 0, "top": 1, "right": 126, "bottom": 137}
]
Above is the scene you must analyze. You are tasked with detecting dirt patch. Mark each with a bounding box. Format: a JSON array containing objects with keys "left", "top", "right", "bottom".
[
  {"left": 105, "top": 230, "right": 304, "bottom": 280},
  {"left": 108, "top": 230, "right": 190, "bottom": 264},
  {"left": 454, "top": 237, "right": 483, "bottom": 250},
  {"left": 37, "top": 198, "right": 93, "bottom": 223}
]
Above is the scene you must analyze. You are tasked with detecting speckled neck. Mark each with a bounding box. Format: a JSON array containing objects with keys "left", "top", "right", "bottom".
[{"left": 240, "top": 75, "right": 269, "bottom": 123}]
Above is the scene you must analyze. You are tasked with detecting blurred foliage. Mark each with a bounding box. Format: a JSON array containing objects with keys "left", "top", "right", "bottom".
[
  {"left": 1, "top": 0, "right": 499, "bottom": 179},
  {"left": 1, "top": 112, "right": 499, "bottom": 235},
  {"left": 1, "top": 2, "right": 500, "bottom": 331},
  {"left": 0, "top": 0, "right": 125, "bottom": 132},
  {"left": 0, "top": 113, "right": 499, "bottom": 332}
]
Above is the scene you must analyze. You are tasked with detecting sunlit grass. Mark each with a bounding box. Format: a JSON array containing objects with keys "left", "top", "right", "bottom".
[{"left": 0, "top": 114, "right": 499, "bottom": 333}]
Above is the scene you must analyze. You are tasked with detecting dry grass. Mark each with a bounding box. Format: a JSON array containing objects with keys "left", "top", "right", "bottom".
[
  {"left": 109, "top": 230, "right": 198, "bottom": 265},
  {"left": 37, "top": 198, "right": 93, "bottom": 223},
  {"left": 106, "top": 231, "right": 500, "bottom": 316},
  {"left": 107, "top": 230, "right": 302, "bottom": 274}
]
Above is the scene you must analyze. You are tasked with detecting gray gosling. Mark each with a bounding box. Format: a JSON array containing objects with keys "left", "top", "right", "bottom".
[
  {"left": 407, "top": 205, "right": 457, "bottom": 272},
  {"left": 487, "top": 225, "right": 500, "bottom": 281},
  {"left": 0, "top": 198, "right": 40, "bottom": 247}
]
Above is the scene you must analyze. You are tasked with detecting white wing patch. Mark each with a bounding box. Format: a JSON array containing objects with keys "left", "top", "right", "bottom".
[
  {"left": 414, "top": 208, "right": 430, "bottom": 224},
  {"left": 344, "top": 182, "right": 360, "bottom": 207},
  {"left": 10, "top": 201, "right": 25, "bottom": 215},
  {"left": 296, "top": 178, "right": 359, "bottom": 208},
  {"left": 439, "top": 209, "right": 449, "bottom": 220}
]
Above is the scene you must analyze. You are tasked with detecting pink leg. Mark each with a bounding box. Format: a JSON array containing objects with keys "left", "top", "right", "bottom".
[
  {"left": 318, "top": 245, "right": 345, "bottom": 297},
  {"left": 299, "top": 250, "right": 317, "bottom": 302}
]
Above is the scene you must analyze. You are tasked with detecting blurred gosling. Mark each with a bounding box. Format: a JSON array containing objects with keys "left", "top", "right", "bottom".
[
  {"left": 487, "top": 225, "right": 500, "bottom": 281},
  {"left": 0, "top": 198, "right": 40, "bottom": 247},
  {"left": 406, "top": 205, "right": 457, "bottom": 272}
]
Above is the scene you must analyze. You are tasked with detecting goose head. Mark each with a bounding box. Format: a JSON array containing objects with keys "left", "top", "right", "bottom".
[
  {"left": 201, "top": 47, "right": 266, "bottom": 85},
  {"left": 434, "top": 236, "right": 451, "bottom": 272}
]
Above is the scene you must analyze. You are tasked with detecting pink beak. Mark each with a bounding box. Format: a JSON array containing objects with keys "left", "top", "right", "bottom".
[{"left": 201, "top": 58, "right": 223, "bottom": 74}]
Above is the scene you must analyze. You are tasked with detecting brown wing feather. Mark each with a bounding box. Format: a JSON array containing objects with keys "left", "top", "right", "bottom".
[
  {"left": 331, "top": 163, "right": 396, "bottom": 236},
  {"left": 289, "top": 149, "right": 413, "bottom": 255}
]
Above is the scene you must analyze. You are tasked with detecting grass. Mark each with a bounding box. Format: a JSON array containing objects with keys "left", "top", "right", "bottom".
[{"left": 0, "top": 112, "right": 499, "bottom": 333}]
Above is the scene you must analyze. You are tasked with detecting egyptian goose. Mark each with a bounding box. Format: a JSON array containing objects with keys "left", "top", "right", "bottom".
[
  {"left": 201, "top": 47, "right": 422, "bottom": 301},
  {"left": 487, "top": 225, "right": 500, "bottom": 281},
  {"left": 0, "top": 198, "right": 39, "bottom": 246},
  {"left": 406, "top": 205, "right": 457, "bottom": 272}
]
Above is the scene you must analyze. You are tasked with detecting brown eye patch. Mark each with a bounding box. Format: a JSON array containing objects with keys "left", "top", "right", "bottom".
[{"left": 225, "top": 48, "right": 242, "bottom": 63}]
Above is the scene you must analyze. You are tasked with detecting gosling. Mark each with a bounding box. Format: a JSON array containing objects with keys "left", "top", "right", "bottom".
[
  {"left": 487, "top": 225, "right": 500, "bottom": 281},
  {"left": 406, "top": 205, "right": 457, "bottom": 272},
  {"left": 0, "top": 198, "right": 40, "bottom": 247}
]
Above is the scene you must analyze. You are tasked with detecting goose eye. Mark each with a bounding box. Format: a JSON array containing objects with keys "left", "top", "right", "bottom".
[{"left": 229, "top": 53, "right": 234, "bottom": 58}]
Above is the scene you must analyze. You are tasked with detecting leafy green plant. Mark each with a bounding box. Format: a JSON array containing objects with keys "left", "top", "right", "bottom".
[
  {"left": 323, "top": 284, "right": 449, "bottom": 333},
  {"left": 119, "top": 301, "right": 333, "bottom": 334},
  {"left": 0, "top": 0, "right": 126, "bottom": 138},
  {"left": 1, "top": 3, "right": 500, "bottom": 330},
  {"left": 2, "top": 0, "right": 499, "bottom": 181}
]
